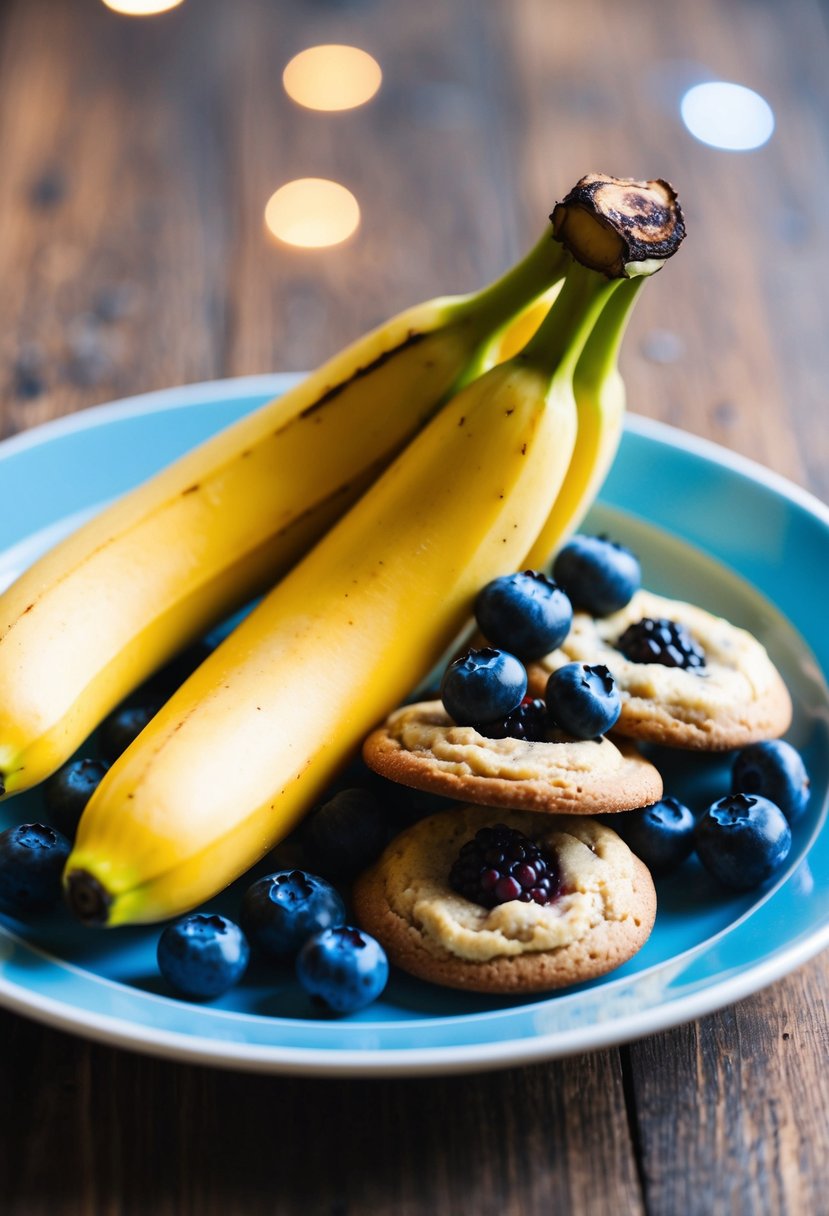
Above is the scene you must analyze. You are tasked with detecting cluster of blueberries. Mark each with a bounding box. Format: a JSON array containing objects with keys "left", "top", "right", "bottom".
[
  {"left": 0, "top": 534, "right": 813, "bottom": 1004},
  {"left": 616, "top": 738, "right": 809, "bottom": 890},
  {"left": 0, "top": 766, "right": 394, "bottom": 1011},
  {"left": 437, "top": 535, "right": 810, "bottom": 894},
  {"left": 441, "top": 535, "right": 642, "bottom": 740},
  {"left": 157, "top": 871, "right": 388, "bottom": 1011}
]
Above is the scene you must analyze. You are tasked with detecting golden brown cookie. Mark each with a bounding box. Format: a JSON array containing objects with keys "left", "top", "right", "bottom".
[
  {"left": 362, "top": 701, "right": 662, "bottom": 814},
  {"left": 353, "top": 805, "right": 657, "bottom": 994},
  {"left": 528, "top": 589, "right": 792, "bottom": 751}
]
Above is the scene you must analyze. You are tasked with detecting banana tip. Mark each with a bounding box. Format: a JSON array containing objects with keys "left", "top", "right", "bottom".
[{"left": 64, "top": 869, "right": 113, "bottom": 926}]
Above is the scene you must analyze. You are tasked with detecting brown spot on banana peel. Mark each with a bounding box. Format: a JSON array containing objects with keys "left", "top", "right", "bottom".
[
  {"left": 551, "top": 174, "right": 685, "bottom": 278},
  {"left": 298, "top": 330, "right": 428, "bottom": 418}
]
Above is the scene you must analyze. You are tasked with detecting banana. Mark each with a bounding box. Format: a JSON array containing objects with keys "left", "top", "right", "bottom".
[
  {"left": 64, "top": 256, "right": 625, "bottom": 926},
  {"left": 493, "top": 283, "right": 562, "bottom": 363},
  {"left": 0, "top": 227, "right": 568, "bottom": 799},
  {"left": 522, "top": 275, "right": 644, "bottom": 566},
  {"left": 523, "top": 175, "right": 686, "bottom": 566}
]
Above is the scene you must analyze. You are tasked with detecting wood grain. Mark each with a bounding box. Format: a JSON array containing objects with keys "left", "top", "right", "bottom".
[
  {"left": 625, "top": 961, "right": 829, "bottom": 1216},
  {"left": 0, "top": 0, "right": 827, "bottom": 1213},
  {"left": 0, "top": 1009, "right": 645, "bottom": 1216}
]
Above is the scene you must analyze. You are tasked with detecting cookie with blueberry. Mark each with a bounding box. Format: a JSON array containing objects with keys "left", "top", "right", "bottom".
[
  {"left": 527, "top": 589, "right": 792, "bottom": 750},
  {"left": 362, "top": 699, "right": 662, "bottom": 815},
  {"left": 353, "top": 805, "right": 657, "bottom": 994}
]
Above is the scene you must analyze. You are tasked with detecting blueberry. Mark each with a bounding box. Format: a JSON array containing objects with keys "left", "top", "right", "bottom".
[
  {"left": 240, "top": 869, "right": 346, "bottom": 961},
  {"left": 614, "top": 796, "right": 696, "bottom": 874},
  {"left": 303, "top": 788, "right": 392, "bottom": 880},
  {"left": 43, "top": 758, "right": 110, "bottom": 836},
  {"left": 474, "top": 570, "right": 572, "bottom": 660},
  {"left": 440, "top": 647, "right": 527, "bottom": 726},
  {"left": 732, "top": 740, "right": 810, "bottom": 825},
  {"left": 98, "top": 703, "right": 159, "bottom": 762},
  {"left": 157, "top": 913, "right": 250, "bottom": 1000},
  {"left": 694, "top": 793, "right": 792, "bottom": 891},
  {"left": 545, "top": 662, "right": 621, "bottom": 738},
  {"left": 296, "top": 925, "right": 389, "bottom": 1015},
  {"left": 0, "top": 823, "right": 72, "bottom": 915},
  {"left": 552, "top": 535, "right": 641, "bottom": 616}
]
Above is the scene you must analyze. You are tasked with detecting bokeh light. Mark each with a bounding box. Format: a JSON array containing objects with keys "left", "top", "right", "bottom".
[
  {"left": 101, "top": 0, "right": 185, "bottom": 13},
  {"left": 680, "top": 81, "right": 775, "bottom": 151},
  {"left": 264, "top": 179, "right": 361, "bottom": 249},
  {"left": 283, "top": 45, "right": 382, "bottom": 112}
]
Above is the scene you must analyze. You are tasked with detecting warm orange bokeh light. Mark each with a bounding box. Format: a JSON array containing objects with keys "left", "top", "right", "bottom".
[
  {"left": 264, "top": 179, "right": 361, "bottom": 249},
  {"left": 101, "top": 0, "right": 185, "bottom": 14},
  {"left": 283, "top": 45, "right": 382, "bottom": 112}
]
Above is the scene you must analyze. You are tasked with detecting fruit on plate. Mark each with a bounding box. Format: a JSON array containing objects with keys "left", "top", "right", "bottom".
[
  {"left": 552, "top": 533, "right": 641, "bottom": 616},
  {"left": 731, "top": 739, "right": 811, "bottom": 824},
  {"left": 62, "top": 193, "right": 685, "bottom": 928},
  {"left": 613, "top": 796, "right": 697, "bottom": 875},
  {"left": 296, "top": 926, "right": 389, "bottom": 1016},
  {"left": 43, "top": 757, "right": 110, "bottom": 836},
  {"left": 240, "top": 870, "right": 346, "bottom": 961},
  {"left": 0, "top": 218, "right": 569, "bottom": 799},
  {"left": 156, "top": 913, "right": 250, "bottom": 1000},
  {"left": 474, "top": 570, "right": 573, "bottom": 660},
  {"left": 545, "top": 662, "right": 622, "bottom": 738},
  {"left": 301, "top": 788, "right": 392, "bottom": 880},
  {"left": 440, "top": 647, "right": 528, "bottom": 726},
  {"left": 492, "top": 283, "right": 562, "bottom": 362},
  {"left": 694, "top": 793, "right": 792, "bottom": 891},
  {"left": 0, "top": 822, "right": 72, "bottom": 915}
]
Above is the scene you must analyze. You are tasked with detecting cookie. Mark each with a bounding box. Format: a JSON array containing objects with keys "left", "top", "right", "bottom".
[
  {"left": 528, "top": 589, "right": 792, "bottom": 750},
  {"left": 362, "top": 700, "right": 662, "bottom": 814},
  {"left": 353, "top": 805, "right": 657, "bottom": 994}
]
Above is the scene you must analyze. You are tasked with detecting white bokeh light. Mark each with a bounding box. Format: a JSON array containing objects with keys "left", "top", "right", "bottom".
[{"left": 680, "top": 81, "right": 775, "bottom": 151}]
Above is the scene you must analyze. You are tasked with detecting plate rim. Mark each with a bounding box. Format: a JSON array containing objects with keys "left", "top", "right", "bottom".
[{"left": 1, "top": 374, "right": 827, "bottom": 1076}]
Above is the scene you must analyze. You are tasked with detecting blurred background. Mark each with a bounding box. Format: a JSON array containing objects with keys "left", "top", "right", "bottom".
[{"left": 0, "top": 0, "right": 826, "bottom": 502}]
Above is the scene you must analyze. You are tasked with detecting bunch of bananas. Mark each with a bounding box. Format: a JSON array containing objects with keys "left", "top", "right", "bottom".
[{"left": 0, "top": 174, "right": 684, "bottom": 926}]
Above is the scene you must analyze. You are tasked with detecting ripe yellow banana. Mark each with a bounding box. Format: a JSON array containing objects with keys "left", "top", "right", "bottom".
[
  {"left": 493, "top": 283, "right": 562, "bottom": 362},
  {"left": 64, "top": 257, "right": 624, "bottom": 926},
  {"left": 0, "top": 227, "right": 568, "bottom": 799}
]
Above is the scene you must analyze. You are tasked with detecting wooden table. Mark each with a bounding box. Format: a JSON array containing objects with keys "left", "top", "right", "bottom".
[{"left": 1, "top": 1, "right": 827, "bottom": 1211}]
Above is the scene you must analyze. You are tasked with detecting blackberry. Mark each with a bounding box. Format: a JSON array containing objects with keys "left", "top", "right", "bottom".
[
  {"left": 476, "top": 698, "right": 549, "bottom": 743},
  {"left": 616, "top": 617, "right": 705, "bottom": 670},
  {"left": 449, "top": 824, "right": 559, "bottom": 908}
]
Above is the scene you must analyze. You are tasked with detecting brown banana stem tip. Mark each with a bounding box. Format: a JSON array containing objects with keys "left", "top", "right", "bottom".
[{"left": 551, "top": 173, "right": 686, "bottom": 279}]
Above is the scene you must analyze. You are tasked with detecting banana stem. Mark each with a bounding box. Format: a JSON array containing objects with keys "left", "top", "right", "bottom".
[
  {"left": 451, "top": 228, "right": 569, "bottom": 336},
  {"left": 519, "top": 259, "right": 623, "bottom": 379},
  {"left": 574, "top": 276, "right": 646, "bottom": 394}
]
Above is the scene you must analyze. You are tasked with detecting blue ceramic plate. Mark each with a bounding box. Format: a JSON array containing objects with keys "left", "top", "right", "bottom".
[{"left": 1, "top": 376, "right": 827, "bottom": 1076}]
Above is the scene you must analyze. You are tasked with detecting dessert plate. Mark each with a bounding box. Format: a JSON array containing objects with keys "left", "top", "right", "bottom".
[{"left": 1, "top": 375, "right": 827, "bottom": 1076}]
